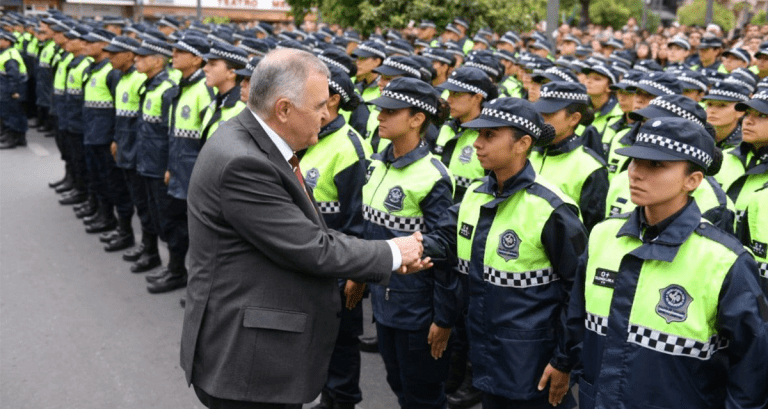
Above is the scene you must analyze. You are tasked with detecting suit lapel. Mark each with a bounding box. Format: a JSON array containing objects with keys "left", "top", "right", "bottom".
[{"left": 233, "top": 109, "right": 325, "bottom": 225}]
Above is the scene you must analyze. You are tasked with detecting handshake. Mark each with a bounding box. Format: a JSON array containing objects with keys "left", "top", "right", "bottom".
[{"left": 391, "top": 232, "right": 433, "bottom": 274}]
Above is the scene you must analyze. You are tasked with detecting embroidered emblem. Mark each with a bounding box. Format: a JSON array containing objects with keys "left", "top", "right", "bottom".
[
  {"left": 459, "top": 223, "right": 474, "bottom": 239},
  {"left": 752, "top": 241, "right": 767, "bottom": 258},
  {"left": 434, "top": 145, "right": 444, "bottom": 154},
  {"left": 656, "top": 284, "right": 693, "bottom": 323},
  {"left": 383, "top": 186, "right": 406, "bottom": 212},
  {"left": 497, "top": 229, "right": 521, "bottom": 261},
  {"left": 145, "top": 99, "right": 151, "bottom": 110},
  {"left": 122, "top": 92, "right": 129, "bottom": 103},
  {"left": 68, "top": 73, "right": 74, "bottom": 83},
  {"left": 181, "top": 105, "right": 191, "bottom": 119},
  {"left": 459, "top": 146, "right": 474, "bottom": 164},
  {"left": 90, "top": 78, "right": 96, "bottom": 87},
  {"left": 305, "top": 168, "right": 320, "bottom": 189}
]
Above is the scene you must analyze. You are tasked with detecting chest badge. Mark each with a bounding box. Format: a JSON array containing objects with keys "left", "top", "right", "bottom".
[
  {"left": 68, "top": 73, "right": 74, "bottom": 83},
  {"left": 122, "top": 92, "right": 129, "bottom": 103},
  {"left": 305, "top": 168, "right": 319, "bottom": 189},
  {"left": 497, "top": 229, "right": 521, "bottom": 261},
  {"left": 145, "top": 99, "right": 152, "bottom": 110},
  {"left": 656, "top": 284, "right": 693, "bottom": 323},
  {"left": 90, "top": 78, "right": 96, "bottom": 87},
  {"left": 459, "top": 146, "right": 474, "bottom": 164},
  {"left": 384, "top": 186, "right": 406, "bottom": 212},
  {"left": 181, "top": 105, "right": 191, "bottom": 119}
]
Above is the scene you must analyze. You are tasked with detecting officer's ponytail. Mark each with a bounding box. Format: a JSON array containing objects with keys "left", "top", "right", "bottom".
[
  {"left": 565, "top": 102, "right": 595, "bottom": 127},
  {"left": 409, "top": 97, "right": 450, "bottom": 135},
  {"left": 339, "top": 92, "right": 360, "bottom": 112},
  {"left": 706, "top": 147, "right": 723, "bottom": 177}
]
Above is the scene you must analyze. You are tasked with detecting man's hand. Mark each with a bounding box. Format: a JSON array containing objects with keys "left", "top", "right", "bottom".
[
  {"left": 392, "top": 231, "right": 423, "bottom": 270},
  {"left": 427, "top": 323, "right": 450, "bottom": 360},
  {"left": 11, "top": 93, "right": 19, "bottom": 99},
  {"left": 344, "top": 280, "right": 365, "bottom": 310},
  {"left": 110, "top": 142, "right": 118, "bottom": 161},
  {"left": 537, "top": 363, "right": 570, "bottom": 407},
  {"left": 164, "top": 170, "right": 170, "bottom": 185}
]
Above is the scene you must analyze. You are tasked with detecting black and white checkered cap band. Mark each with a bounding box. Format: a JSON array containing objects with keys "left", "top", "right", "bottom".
[
  {"left": 707, "top": 88, "right": 750, "bottom": 101},
  {"left": 454, "top": 175, "right": 473, "bottom": 188},
  {"left": 612, "top": 55, "right": 632, "bottom": 66},
  {"left": 633, "top": 65, "right": 652, "bottom": 73},
  {"left": 638, "top": 79, "right": 675, "bottom": 95},
  {"left": 591, "top": 66, "right": 617, "bottom": 84},
  {"left": 381, "top": 90, "right": 437, "bottom": 115},
  {"left": 239, "top": 44, "right": 265, "bottom": 56},
  {"left": 585, "top": 312, "right": 608, "bottom": 336},
  {"left": 482, "top": 265, "right": 559, "bottom": 288},
  {"left": 426, "top": 53, "right": 452, "bottom": 65},
  {"left": 357, "top": 44, "right": 386, "bottom": 59},
  {"left": 329, "top": 79, "right": 350, "bottom": 103},
  {"left": 89, "top": 32, "right": 112, "bottom": 43},
  {"left": 539, "top": 89, "right": 589, "bottom": 102},
  {"left": 627, "top": 323, "right": 728, "bottom": 360},
  {"left": 385, "top": 45, "right": 412, "bottom": 56},
  {"left": 207, "top": 34, "right": 229, "bottom": 44},
  {"left": 345, "top": 36, "right": 361, "bottom": 43},
  {"left": 753, "top": 91, "right": 768, "bottom": 100},
  {"left": 175, "top": 41, "right": 203, "bottom": 57},
  {"left": 84, "top": 100, "right": 115, "bottom": 109},
  {"left": 620, "top": 79, "right": 639, "bottom": 88},
  {"left": 319, "top": 55, "right": 350, "bottom": 74},
  {"left": 545, "top": 68, "right": 576, "bottom": 82},
  {"left": 317, "top": 201, "right": 341, "bottom": 214},
  {"left": 464, "top": 61, "right": 500, "bottom": 78},
  {"left": 67, "top": 30, "right": 81, "bottom": 38},
  {"left": 140, "top": 41, "right": 172, "bottom": 57},
  {"left": 363, "top": 205, "right": 425, "bottom": 232},
  {"left": 457, "top": 258, "right": 470, "bottom": 274},
  {"left": 116, "top": 109, "right": 139, "bottom": 117},
  {"left": 173, "top": 128, "right": 201, "bottom": 139},
  {"left": 636, "top": 132, "right": 713, "bottom": 167},
  {"left": 210, "top": 47, "right": 248, "bottom": 65},
  {"left": 758, "top": 262, "right": 767, "bottom": 279},
  {"left": 110, "top": 39, "right": 138, "bottom": 53},
  {"left": 480, "top": 107, "right": 542, "bottom": 137},
  {"left": 678, "top": 76, "right": 707, "bottom": 91},
  {"left": 383, "top": 58, "right": 420, "bottom": 78},
  {"left": 613, "top": 65, "right": 628, "bottom": 75},
  {"left": 649, "top": 98, "right": 705, "bottom": 128},
  {"left": 142, "top": 113, "right": 163, "bottom": 123},
  {"left": 723, "top": 77, "right": 754, "bottom": 91},
  {"left": 446, "top": 78, "right": 487, "bottom": 98}
]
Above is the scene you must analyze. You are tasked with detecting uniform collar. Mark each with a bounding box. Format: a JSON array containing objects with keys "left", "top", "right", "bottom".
[
  {"left": 597, "top": 95, "right": 618, "bottom": 117},
  {"left": 144, "top": 69, "right": 170, "bottom": 90},
  {"left": 217, "top": 84, "right": 241, "bottom": 109},
  {"left": 474, "top": 160, "right": 536, "bottom": 203},
  {"left": 318, "top": 114, "right": 346, "bottom": 139},
  {"left": 617, "top": 199, "right": 701, "bottom": 262},
  {"left": 534, "top": 133, "right": 581, "bottom": 155},
  {"left": 69, "top": 54, "right": 89, "bottom": 67},
  {"left": 180, "top": 69, "right": 205, "bottom": 87},
  {"left": 374, "top": 139, "right": 430, "bottom": 168},
  {"left": 609, "top": 114, "right": 630, "bottom": 132},
  {"left": 717, "top": 122, "right": 742, "bottom": 149},
  {"left": 89, "top": 58, "right": 111, "bottom": 72}
]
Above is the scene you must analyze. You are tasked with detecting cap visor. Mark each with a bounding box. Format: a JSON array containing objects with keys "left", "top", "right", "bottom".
[
  {"left": 632, "top": 83, "right": 667, "bottom": 97},
  {"left": 615, "top": 145, "right": 689, "bottom": 161},
  {"left": 373, "top": 66, "right": 407, "bottom": 76},
  {"left": 609, "top": 83, "right": 633, "bottom": 91},
  {"left": 367, "top": 96, "right": 412, "bottom": 110},
  {"left": 64, "top": 33, "right": 79, "bottom": 39},
  {"left": 628, "top": 105, "right": 670, "bottom": 122},
  {"left": 234, "top": 68, "right": 252, "bottom": 76},
  {"left": 462, "top": 117, "right": 513, "bottom": 129},
  {"left": 351, "top": 49, "right": 374, "bottom": 58},
  {"left": 103, "top": 44, "right": 127, "bottom": 53},
  {"left": 532, "top": 99, "right": 572, "bottom": 114},
  {"left": 735, "top": 99, "right": 768, "bottom": 113},
  {"left": 133, "top": 48, "right": 156, "bottom": 56}
]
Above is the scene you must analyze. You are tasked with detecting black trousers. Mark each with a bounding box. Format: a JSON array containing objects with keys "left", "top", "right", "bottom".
[{"left": 193, "top": 385, "right": 301, "bottom": 409}]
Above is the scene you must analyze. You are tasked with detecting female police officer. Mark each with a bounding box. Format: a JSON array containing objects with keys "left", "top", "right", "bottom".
[
  {"left": 364, "top": 77, "right": 461, "bottom": 408},
  {"left": 568, "top": 116, "right": 768, "bottom": 409},
  {"left": 422, "top": 97, "right": 588, "bottom": 408}
]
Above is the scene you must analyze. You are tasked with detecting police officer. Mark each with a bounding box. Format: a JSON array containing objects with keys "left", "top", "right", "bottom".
[
  {"left": 365, "top": 77, "right": 460, "bottom": 408},
  {"left": 605, "top": 94, "right": 736, "bottom": 233},
  {"left": 35, "top": 18, "right": 57, "bottom": 136},
  {"left": 49, "top": 23, "right": 77, "bottom": 196},
  {"left": 701, "top": 79, "right": 750, "bottom": 150},
  {"left": 131, "top": 38, "right": 176, "bottom": 275},
  {"left": 305, "top": 65, "right": 371, "bottom": 409},
  {"left": 368, "top": 55, "right": 423, "bottom": 152},
  {"left": 200, "top": 41, "right": 247, "bottom": 142},
  {"left": 568, "top": 116, "right": 768, "bottom": 409},
  {"left": 496, "top": 50, "right": 524, "bottom": 99},
  {"left": 422, "top": 97, "right": 587, "bottom": 409},
  {"left": 235, "top": 55, "right": 260, "bottom": 103},
  {"left": 351, "top": 40, "right": 386, "bottom": 104},
  {"left": 144, "top": 36, "right": 212, "bottom": 294},
  {"left": 0, "top": 31, "right": 28, "bottom": 150},
  {"left": 103, "top": 36, "right": 155, "bottom": 260},
  {"left": 601, "top": 71, "right": 643, "bottom": 166},
  {"left": 435, "top": 66, "right": 497, "bottom": 202},
  {"left": 531, "top": 81, "right": 609, "bottom": 231},
  {"left": 581, "top": 64, "right": 623, "bottom": 136}
]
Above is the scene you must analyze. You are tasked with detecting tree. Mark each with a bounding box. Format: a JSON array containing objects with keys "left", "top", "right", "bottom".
[
  {"left": 676, "top": 0, "right": 736, "bottom": 31},
  {"left": 751, "top": 10, "right": 767, "bottom": 26}
]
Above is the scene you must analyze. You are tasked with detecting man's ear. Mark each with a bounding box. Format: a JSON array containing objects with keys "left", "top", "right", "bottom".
[{"left": 274, "top": 98, "right": 293, "bottom": 124}]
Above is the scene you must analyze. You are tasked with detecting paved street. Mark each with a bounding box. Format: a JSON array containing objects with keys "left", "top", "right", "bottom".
[{"left": 0, "top": 127, "right": 406, "bottom": 409}]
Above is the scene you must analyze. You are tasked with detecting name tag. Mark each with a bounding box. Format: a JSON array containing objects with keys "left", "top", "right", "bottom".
[
  {"left": 459, "top": 222, "right": 474, "bottom": 239},
  {"left": 593, "top": 268, "right": 618, "bottom": 288}
]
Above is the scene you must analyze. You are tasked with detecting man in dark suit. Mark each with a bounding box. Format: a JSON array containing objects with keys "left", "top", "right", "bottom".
[{"left": 180, "top": 48, "right": 427, "bottom": 409}]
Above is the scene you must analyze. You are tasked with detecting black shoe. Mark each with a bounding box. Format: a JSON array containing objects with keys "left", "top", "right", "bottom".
[
  {"left": 359, "top": 335, "right": 379, "bottom": 353},
  {"left": 73, "top": 201, "right": 90, "bottom": 211},
  {"left": 446, "top": 369, "right": 483, "bottom": 409},
  {"left": 310, "top": 391, "right": 333, "bottom": 409},
  {"left": 49, "top": 175, "right": 69, "bottom": 188},
  {"left": 123, "top": 244, "right": 145, "bottom": 262},
  {"left": 55, "top": 181, "right": 75, "bottom": 193},
  {"left": 179, "top": 296, "right": 186, "bottom": 308},
  {"left": 59, "top": 192, "right": 87, "bottom": 205},
  {"left": 75, "top": 205, "right": 98, "bottom": 219},
  {"left": 16, "top": 133, "right": 27, "bottom": 147},
  {"left": 0, "top": 138, "right": 17, "bottom": 149},
  {"left": 99, "top": 229, "right": 120, "bottom": 243},
  {"left": 131, "top": 253, "right": 161, "bottom": 273},
  {"left": 104, "top": 233, "right": 134, "bottom": 252},
  {"left": 146, "top": 270, "right": 187, "bottom": 294},
  {"left": 85, "top": 218, "right": 117, "bottom": 233},
  {"left": 83, "top": 211, "right": 105, "bottom": 225}
]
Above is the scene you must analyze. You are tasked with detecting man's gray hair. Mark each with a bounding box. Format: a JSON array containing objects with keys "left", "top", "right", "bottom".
[{"left": 248, "top": 49, "right": 330, "bottom": 117}]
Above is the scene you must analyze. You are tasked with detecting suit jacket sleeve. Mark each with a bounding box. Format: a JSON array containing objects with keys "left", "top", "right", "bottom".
[{"left": 219, "top": 153, "right": 393, "bottom": 285}]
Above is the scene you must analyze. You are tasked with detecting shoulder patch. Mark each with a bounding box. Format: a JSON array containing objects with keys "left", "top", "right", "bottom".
[
  {"left": 346, "top": 128, "right": 367, "bottom": 161},
  {"left": 694, "top": 220, "right": 747, "bottom": 256},
  {"left": 705, "top": 176, "right": 728, "bottom": 207},
  {"left": 430, "top": 157, "right": 452, "bottom": 182}
]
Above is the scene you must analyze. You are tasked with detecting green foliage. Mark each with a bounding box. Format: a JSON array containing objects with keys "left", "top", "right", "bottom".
[
  {"left": 677, "top": 0, "right": 735, "bottom": 31},
  {"left": 751, "top": 10, "right": 768, "bottom": 26},
  {"left": 203, "top": 16, "right": 230, "bottom": 25}
]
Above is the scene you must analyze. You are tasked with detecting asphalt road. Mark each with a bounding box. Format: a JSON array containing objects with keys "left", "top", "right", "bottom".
[{"left": 0, "top": 126, "right": 451, "bottom": 409}]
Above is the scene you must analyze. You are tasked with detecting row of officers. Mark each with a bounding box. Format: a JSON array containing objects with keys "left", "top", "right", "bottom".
[{"left": 1, "top": 14, "right": 768, "bottom": 409}]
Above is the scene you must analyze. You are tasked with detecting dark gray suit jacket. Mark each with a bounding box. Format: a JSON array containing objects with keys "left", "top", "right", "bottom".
[{"left": 180, "top": 108, "right": 393, "bottom": 404}]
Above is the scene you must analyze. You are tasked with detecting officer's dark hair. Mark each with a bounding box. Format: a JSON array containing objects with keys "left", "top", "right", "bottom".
[
  {"left": 564, "top": 102, "right": 595, "bottom": 127},
  {"left": 408, "top": 98, "right": 450, "bottom": 135},
  {"left": 337, "top": 91, "right": 360, "bottom": 112},
  {"left": 686, "top": 147, "right": 723, "bottom": 177}
]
